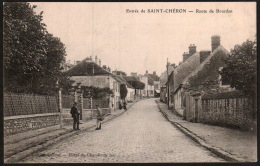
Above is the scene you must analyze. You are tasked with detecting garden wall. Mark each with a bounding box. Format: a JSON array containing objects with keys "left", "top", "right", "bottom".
[
  {"left": 4, "top": 113, "right": 60, "bottom": 136},
  {"left": 4, "top": 93, "right": 60, "bottom": 136},
  {"left": 200, "top": 92, "right": 255, "bottom": 130}
]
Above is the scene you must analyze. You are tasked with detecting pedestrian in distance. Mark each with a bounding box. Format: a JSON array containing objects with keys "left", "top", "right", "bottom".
[
  {"left": 96, "top": 105, "right": 105, "bottom": 130},
  {"left": 70, "top": 102, "right": 80, "bottom": 130}
]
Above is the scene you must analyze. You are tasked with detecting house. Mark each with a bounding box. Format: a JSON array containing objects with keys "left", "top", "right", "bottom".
[
  {"left": 159, "top": 64, "right": 175, "bottom": 102},
  {"left": 111, "top": 71, "right": 135, "bottom": 102},
  {"left": 65, "top": 56, "right": 121, "bottom": 111},
  {"left": 145, "top": 71, "right": 160, "bottom": 97},
  {"left": 123, "top": 74, "right": 144, "bottom": 99},
  {"left": 140, "top": 71, "right": 155, "bottom": 97},
  {"left": 170, "top": 35, "right": 230, "bottom": 118},
  {"left": 138, "top": 74, "right": 149, "bottom": 97},
  {"left": 166, "top": 71, "right": 174, "bottom": 108}
]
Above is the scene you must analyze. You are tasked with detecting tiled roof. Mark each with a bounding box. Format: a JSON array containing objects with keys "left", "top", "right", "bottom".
[
  {"left": 159, "top": 66, "right": 175, "bottom": 86},
  {"left": 122, "top": 76, "right": 139, "bottom": 82},
  {"left": 112, "top": 75, "right": 134, "bottom": 89},
  {"left": 181, "top": 45, "right": 229, "bottom": 86},
  {"left": 148, "top": 74, "right": 160, "bottom": 81},
  {"left": 147, "top": 76, "right": 154, "bottom": 86},
  {"left": 64, "top": 58, "right": 110, "bottom": 76},
  {"left": 173, "top": 52, "right": 201, "bottom": 92}
]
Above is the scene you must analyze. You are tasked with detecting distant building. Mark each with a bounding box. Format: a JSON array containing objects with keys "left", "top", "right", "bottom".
[
  {"left": 159, "top": 64, "right": 175, "bottom": 102},
  {"left": 123, "top": 75, "right": 144, "bottom": 99},
  {"left": 64, "top": 56, "right": 121, "bottom": 111},
  {"left": 62, "top": 60, "right": 75, "bottom": 72}
]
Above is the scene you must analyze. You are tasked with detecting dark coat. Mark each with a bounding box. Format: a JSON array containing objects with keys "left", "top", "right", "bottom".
[{"left": 70, "top": 105, "right": 79, "bottom": 117}]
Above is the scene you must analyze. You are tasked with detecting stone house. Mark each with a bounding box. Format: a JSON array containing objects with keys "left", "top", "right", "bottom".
[
  {"left": 65, "top": 56, "right": 121, "bottom": 111},
  {"left": 145, "top": 71, "right": 160, "bottom": 97},
  {"left": 138, "top": 72, "right": 154, "bottom": 97},
  {"left": 169, "top": 35, "right": 230, "bottom": 117},
  {"left": 112, "top": 74, "right": 135, "bottom": 102},
  {"left": 138, "top": 74, "right": 149, "bottom": 97}
]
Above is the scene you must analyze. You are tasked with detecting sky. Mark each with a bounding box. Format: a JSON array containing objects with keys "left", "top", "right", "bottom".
[{"left": 31, "top": 2, "right": 256, "bottom": 76}]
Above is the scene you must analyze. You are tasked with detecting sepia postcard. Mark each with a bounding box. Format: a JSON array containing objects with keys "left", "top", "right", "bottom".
[{"left": 3, "top": 1, "right": 257, "bottom": 164}]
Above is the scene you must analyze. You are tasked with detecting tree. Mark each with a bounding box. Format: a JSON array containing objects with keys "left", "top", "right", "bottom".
[
  {"left": 81, "top": 86, "right": 114, "bottom": 99},
  {"left": 120, "top": 84, "right": 128, "bottom": 99},
  {"left": 220, "top": 39, "right": 256, "bottom": 97},
  {"left": 127, "top": 80, "right": 145, "bottom": 90},
  {"left": 3, "top": 2, "right": 68, "bottom": 95},
  {"left": 127, "top": 80, "right": 145, "bottom": 96},
  {"left": 220, "top": 39, "right": 257, "bottom": 118}
]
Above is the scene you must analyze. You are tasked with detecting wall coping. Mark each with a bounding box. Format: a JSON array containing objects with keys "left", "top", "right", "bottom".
[
  {"left": 83, "top": 108, "right": 109, "bottom": 110},
  {"left": 4, "top": 112, "right": 60, "bottom": 120}
]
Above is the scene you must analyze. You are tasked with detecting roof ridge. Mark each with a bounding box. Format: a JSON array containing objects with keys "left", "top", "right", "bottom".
[
  {"left": 181, "top": 45, "right": 228, "bottom": 86},
  {"left": 175, "top": 52, "right": 199, "bottom": 71}
]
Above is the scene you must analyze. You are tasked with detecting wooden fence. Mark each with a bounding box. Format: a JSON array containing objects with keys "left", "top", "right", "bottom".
[{"left": 4, "top": 93, "right": 59, "bottom": 117}]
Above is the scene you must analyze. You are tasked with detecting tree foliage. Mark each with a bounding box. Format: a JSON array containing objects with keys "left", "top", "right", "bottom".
[
  {"left": 81, "top": 86, "right": 114, "bottom": 99},
  {"left": 3, "top": 2, "right": 71, "bottom": 95},
  {"left": 127, "top": 80, "right": 145, "bottom": 90},
  {"left": 120, "top": 84, "right": 128, "bottom": 99},
  {"left": 220, "top": 39, "right": 256, "bottom": 97},
  {"left": 188, "top": 49, "right": 228, "bottom": 91}
]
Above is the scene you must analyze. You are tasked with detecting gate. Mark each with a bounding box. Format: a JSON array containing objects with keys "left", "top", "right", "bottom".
[{"left": 185, "top": 92, "right": 201, "bottom": 122}]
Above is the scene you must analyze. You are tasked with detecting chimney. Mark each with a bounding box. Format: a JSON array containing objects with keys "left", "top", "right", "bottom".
[
  {"left": 112, "top": 71, "right": 117, "bottom": 75},
  {"left": 99, "top": 59, "right": 101, "bottom": 66},
  {"left": 189, "top": 44, "right": 196, "bottom": 56},
  {"left": 182, "top": 52, "right": 190, "bottom": 62},
  {"left": 199, "top": 50, "right": 211, "bottom": 63},
  {"left": 211, "top": 35, "right": 220, "bottom": 52},
  {"left": 146, "top": 70, "right": 148, "bottom": 74},
  {"left": 102, "top": 65, "right": 107, "bottom": 70},
  {"left": 153, "top": 71, "right": 156, "bottom": 75},
  {"left": 170, "top": 63, "right": 176, "bottom": 68},
  {"left": 131, "top": 72, "right": 137, "bottom": 77},
  {"left": 95, "top": 56, "right": 98, "bottom": 63}
]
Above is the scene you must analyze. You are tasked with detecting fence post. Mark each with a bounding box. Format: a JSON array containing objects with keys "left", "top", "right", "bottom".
[
  {"left": 80, "top": 92, "right": 83, "bottom": 122},
  {"left": 59, "top": 89, "right": 63, "bottom": 129},
  {"left": 90, "top": 97, "right": 93, "bottom": 118}
]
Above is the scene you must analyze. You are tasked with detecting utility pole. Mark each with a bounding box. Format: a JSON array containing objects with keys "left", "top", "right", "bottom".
[{"left": 166, "top": 58, "right": 169, "bottom": 109}]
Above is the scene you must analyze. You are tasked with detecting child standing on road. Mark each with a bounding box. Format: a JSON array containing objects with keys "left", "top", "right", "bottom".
[{"left": 96, "top": 105, "right": 105, "bottom": 130}]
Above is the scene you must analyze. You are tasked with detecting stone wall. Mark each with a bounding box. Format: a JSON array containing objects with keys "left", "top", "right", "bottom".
[
  {"left": 200, "top": 97, "right": 255, "bottom": 130},
  {"left": 4, "top": 113, "right": 60, "bottom": 136}
]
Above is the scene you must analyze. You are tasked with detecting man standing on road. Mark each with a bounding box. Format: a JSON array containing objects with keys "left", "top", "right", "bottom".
[{"left": 70, "top": 102, "right": 80, "bottom": 130}]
